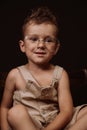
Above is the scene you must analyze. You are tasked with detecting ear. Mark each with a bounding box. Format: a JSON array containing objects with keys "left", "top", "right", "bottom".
[
  {"left": 54, "top": 43, "right": 60, "bottom": 55},
  {"left": 19, "top": 40, "right": 25, "bottom": 53}
]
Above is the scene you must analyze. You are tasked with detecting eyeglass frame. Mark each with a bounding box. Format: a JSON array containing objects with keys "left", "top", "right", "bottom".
[{"left": 24, "top": 35, "right": 60, "bottom": 44}]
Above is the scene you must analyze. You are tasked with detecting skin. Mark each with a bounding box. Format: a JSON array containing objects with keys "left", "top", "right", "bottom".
[{"left": 1, "top": 23, "right": 87, "bottom": 130}]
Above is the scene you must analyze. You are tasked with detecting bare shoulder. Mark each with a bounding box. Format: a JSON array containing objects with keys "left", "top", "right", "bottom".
[
  {"left": 62, "top": 69, "right": 69, "bottom": 79},
  {"left": 59, "top": 69, "right": 70, "bottom": 88},
  {"left": 5, "top": 66, "right": 26, "bottom": 90},
  {"left": 6, "top": 68, "right": 19, "bottom": 81},
  {"left": 5, "top": 68, "right": 19, "bottom": 89},
  {"left": 61, "top": 69, "right": 69, "bottom": 80}
]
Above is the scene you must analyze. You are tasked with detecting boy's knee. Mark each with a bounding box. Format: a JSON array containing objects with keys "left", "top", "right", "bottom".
[{"left": 7, "top": 105, "right": 27, "bottom": 125}]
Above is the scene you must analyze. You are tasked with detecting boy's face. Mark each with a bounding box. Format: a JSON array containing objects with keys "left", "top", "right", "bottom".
[{"left": 19, "top": 23, "right": 60, "bottom": 65}]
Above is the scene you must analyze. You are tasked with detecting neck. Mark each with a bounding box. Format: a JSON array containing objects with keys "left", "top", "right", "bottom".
[{"left": 25, "top": 62, "right": 53, "bottom": 72}]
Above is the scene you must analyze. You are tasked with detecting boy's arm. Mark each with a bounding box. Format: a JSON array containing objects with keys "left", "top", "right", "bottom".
[
  {"left": 44, "top": 70, "right": 73, "bottom": 130},
  {"left": 1, "top": 70, "right": 16, "bottom": 130}
]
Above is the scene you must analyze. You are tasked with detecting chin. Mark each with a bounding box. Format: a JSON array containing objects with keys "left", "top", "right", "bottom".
[{"left": 34, "top": 60, "right": 48, "bottom": 65}]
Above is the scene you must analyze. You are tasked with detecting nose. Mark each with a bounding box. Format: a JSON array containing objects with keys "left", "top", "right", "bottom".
[{"left": 37, "top": 39, "right": 45, "bottom": 47}]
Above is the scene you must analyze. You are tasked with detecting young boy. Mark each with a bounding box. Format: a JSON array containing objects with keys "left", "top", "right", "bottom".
[{"left": 1, "top": 6, "right": 87, "bottom": 130}]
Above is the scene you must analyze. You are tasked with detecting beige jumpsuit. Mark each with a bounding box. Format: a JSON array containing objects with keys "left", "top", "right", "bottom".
[{"left": 13, "top": 65, "right": 87, "bottom": 130}]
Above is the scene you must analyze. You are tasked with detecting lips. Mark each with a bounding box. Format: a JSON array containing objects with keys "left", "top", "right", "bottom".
[
  {"left": 34, "top": 51, "right": 46, "bottom": 57},
  {"left": 35, "top": 51, "right": 46, "bottom": 54}
]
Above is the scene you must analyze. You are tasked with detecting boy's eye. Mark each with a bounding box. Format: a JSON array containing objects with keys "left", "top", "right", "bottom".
[
  {"left": 45, "top": 37, "right": 53, "bottom": 43},
  {"left": 29, "top": 37, "right": 38, "bottom": 42},
  {"left": 45, "top": 37, "right": 56, "bottom": 43}
]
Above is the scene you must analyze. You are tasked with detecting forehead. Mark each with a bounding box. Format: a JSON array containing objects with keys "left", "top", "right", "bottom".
[{"left": 24, "top": 23, "right": 57, "bottom": 36}]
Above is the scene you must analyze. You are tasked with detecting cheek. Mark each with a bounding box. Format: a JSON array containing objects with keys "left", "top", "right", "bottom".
[
  {"left": 48, "top": 45, "right": 57, "bottom": 54},
  {"left": 25, "top": 44, "right": 34, "bottom": 51}
]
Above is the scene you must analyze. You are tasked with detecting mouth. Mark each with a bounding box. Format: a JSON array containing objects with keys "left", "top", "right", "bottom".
[
  {"left": 34, "top": 52, "right": 46, "bottom": 56},
  {"left": 35, "top": 50, "right": 46, "bottom": 53}
]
